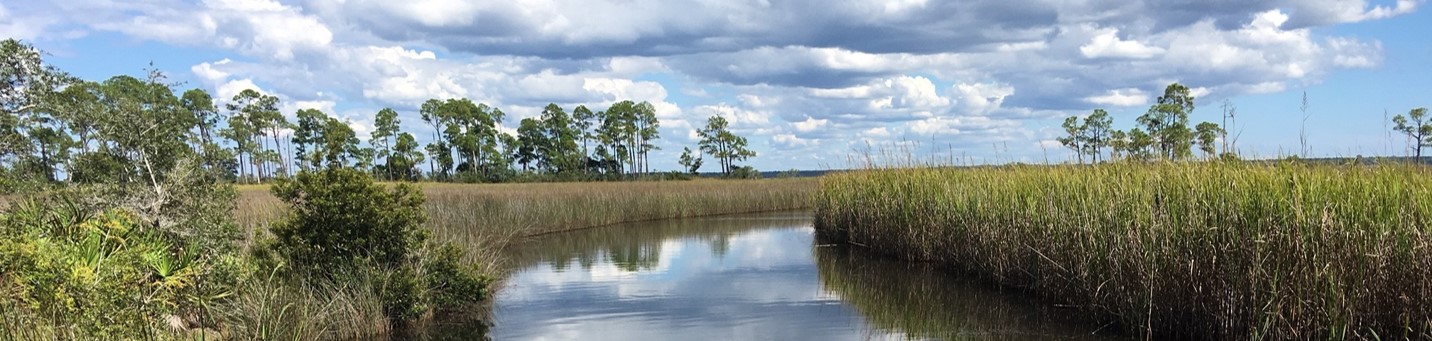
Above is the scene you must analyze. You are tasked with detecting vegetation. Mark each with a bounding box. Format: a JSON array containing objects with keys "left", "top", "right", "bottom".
[
  {"left": 818, "top": 82, "right": 1432, "bottom": 338},
  {"left": 0, "top": 37, "right": 792, "bottom": 339},
  {"left": 256, "top": 167, "right": 488, "bottom": 324},
  {"left": 0, "top": 198, "right": 237, "bottom": 339},
  {"left": 1393, "top": 107, "right": 1431, "bottom": 159},
  {"left": 814, "top": 162, "right": 1432, "bottom": 339},
  {"left": 1062, "top": 83, "right": 1225, "bottom": 163},
  {"left": 697, "top": 115, "right": 757, "bottom": 176},
  {"left": 678, "top": 147, "right": 703, "bottom": 175},
  {"left": 0, "top": 41, "right": 759, "bottom": 191},
  {"left": 1057, "top": 109, "right": 1111, "bottom": 164},
  {"left": 0, "top": 38, "right": 249, "bottom": 339}
]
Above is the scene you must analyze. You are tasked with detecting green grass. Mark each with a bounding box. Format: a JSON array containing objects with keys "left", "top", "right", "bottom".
[{"left": 814, "top": 162, "right": 1432, "bottom": 339}]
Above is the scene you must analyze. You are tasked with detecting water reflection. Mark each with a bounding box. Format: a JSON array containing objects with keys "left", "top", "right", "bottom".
[
  {"left": 501, "top": 211, "right": 807, "bottom": 274},
  {"left": 815, "top": 244, "right": 1119, "bottom": 340},
  {"left": 492, "top": 211, "right": 856, "bottom": 340},
  {"left": 487, "top": 211, "right": 1123, "bottom": 340}
]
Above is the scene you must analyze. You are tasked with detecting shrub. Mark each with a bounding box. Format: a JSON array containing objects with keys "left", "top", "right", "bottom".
[
  {"left": 269, "top": 168, "right": 428, "bottom": 273},
  {"left": 267, "top": 167, "right": 487, "bottom": 323},
  {"left": 421, "top": 243, "right": 489, "bottom": 311},
  {"left": 729, "top": 165, "right": 761, "bottom": 179}
]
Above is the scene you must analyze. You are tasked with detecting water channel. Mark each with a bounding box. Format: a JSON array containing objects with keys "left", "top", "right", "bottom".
[{"left": 483, "top": 211, "right": 1124, "bottom": 340}]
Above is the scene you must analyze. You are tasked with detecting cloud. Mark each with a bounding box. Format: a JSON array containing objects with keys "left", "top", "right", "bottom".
[
  {"left": 1080, "top": 29, "right": 1165, "bottom": 59},
  {"left": 0, "top": 3, "right": 55, "bottom": 40},
  {"left": 792, "top": 117, "right": 830, "bottom": 133},
  {"left": 862, "top": 127, "right": 891, "bottom": 138},
  {"left": 215, "top": 78, "right": 263, "bottom": 102},
  {"left": 1085, "top": 88, "right": 1148, "bottom": 107},
  {"left": 691, "top": 104, "right": 770, "bottom": 128},
  {"left": 311, "top": 0, "right": 1062, "bottom": 58},
  {"left": 191, "top": 59, "right": 232, "bottom": 83},
  {"left": 950, "top": 82, "right": 1014, "bottom": 115},
  {"left": 810, "top": 76, "right": 949, "bottom": 111},
  {"left": 907, "top": 115, "right": 1020, "bottom": 137},
  {"left": 772, "top": 134, "right": 815, "bottom": 148},
  {"left": 1283, "top": 0, "right": 1420, "bottom": 27},
  {"left": 45, "top": 0, "right": 333, "bottom": 60}
]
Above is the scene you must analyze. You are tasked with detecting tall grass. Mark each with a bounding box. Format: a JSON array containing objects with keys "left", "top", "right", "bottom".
[
  {"left": 814, "top": 162, "right": 1432, "bottom": 339},
  {"left": 215, "top": 268, "right": 389, "bottom": 340}
]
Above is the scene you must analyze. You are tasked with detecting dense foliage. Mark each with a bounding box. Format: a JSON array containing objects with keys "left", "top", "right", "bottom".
[
  {"left": 269, "top": 169, "right": 427, "bottom": 271},
  {"left": 1, "top": 193, "right": 240, "bottom": 338},
  {"left": 1, "top": 38, "right": 248, "bottom": 338}
]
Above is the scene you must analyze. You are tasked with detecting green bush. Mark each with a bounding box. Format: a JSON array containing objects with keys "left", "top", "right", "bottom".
[
  {"left": 422, "top": 243, "right": 489, "bottom": 311},
  {"left": 729, "top": 165, "right": 761, "bottom": 179},
  {"left": 267, "top": 167, "right": 487, "bottom": 323},
  {"left": 270, "top": 168, "right": 428, "bottom": 273}
]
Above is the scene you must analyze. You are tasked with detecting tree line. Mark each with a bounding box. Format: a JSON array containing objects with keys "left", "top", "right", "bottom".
[
  {"left": 1061, "top": 82, "right": 1432, "bottom": 163},
  {"left": 0, "top": 39, "right": 758, "bottom": 190},
  {"left": 1058, "top": 83, "right": 1227, "bottom": 163}
]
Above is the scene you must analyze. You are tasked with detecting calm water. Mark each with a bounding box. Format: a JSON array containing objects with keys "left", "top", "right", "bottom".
[{"left": 486, "top": 211, "right": 1124, "bottom": 340}]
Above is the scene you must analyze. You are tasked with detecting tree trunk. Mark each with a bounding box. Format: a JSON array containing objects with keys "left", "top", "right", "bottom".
[
  {"left": 238, "top": 151, "right": 246, "bottom": 182},
  {"left": 270, "top": 129, "right": 285, "bottom": 177}
]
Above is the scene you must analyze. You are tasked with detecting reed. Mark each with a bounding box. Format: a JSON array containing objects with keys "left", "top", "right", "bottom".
[
  {"left": 215, "top": 268, "right": 390, "bottom": 341},
  {"left": 814, "top": 162, "right": 1432, "bottom": 339}
]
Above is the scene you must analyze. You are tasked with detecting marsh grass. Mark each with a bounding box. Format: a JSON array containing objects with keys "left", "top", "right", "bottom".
[
  {"left": 814, "top": 162, "right": 1432, "bottom": 339},
  {"left": 214, "top": 267, "right": 391, "bottom": 341}
]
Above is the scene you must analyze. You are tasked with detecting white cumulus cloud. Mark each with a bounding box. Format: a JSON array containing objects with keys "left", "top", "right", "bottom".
[{"left": 1080, "top": 28, "right": 1165, "bottom": 59}]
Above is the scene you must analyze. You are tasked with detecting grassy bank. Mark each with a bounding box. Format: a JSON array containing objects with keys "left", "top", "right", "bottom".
[
  {"left": 238, "top": 178, "right": 817, "bottom": 275},
  {"left": 814, "top": 162, "right": 1432, "bottom": 339}
]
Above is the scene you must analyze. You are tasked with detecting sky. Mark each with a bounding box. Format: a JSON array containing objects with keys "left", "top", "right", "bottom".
[{"left": 2, "top": 0, "right": 1429, "bottom": 171}]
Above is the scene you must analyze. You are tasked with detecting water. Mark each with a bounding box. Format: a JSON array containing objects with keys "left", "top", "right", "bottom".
[{"left": 485, "top": 211, "right": 1124, "bottom": 340}]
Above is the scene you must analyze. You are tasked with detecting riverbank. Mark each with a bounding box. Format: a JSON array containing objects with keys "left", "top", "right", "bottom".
[
  {"left": 814, "top": 162, "right": 1432, "bottom": 339},
  {"left": 237, "top": 178, "right": 817, "bottom": 276}
]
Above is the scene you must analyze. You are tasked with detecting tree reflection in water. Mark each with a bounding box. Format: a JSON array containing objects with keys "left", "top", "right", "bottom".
[{"left": 504, "top": 211, "right": 808, "bottom": 274}]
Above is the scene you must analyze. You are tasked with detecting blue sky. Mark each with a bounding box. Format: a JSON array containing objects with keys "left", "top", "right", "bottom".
[{"left": 3, "top": 0, "right": 1428, "bottom": 171}]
